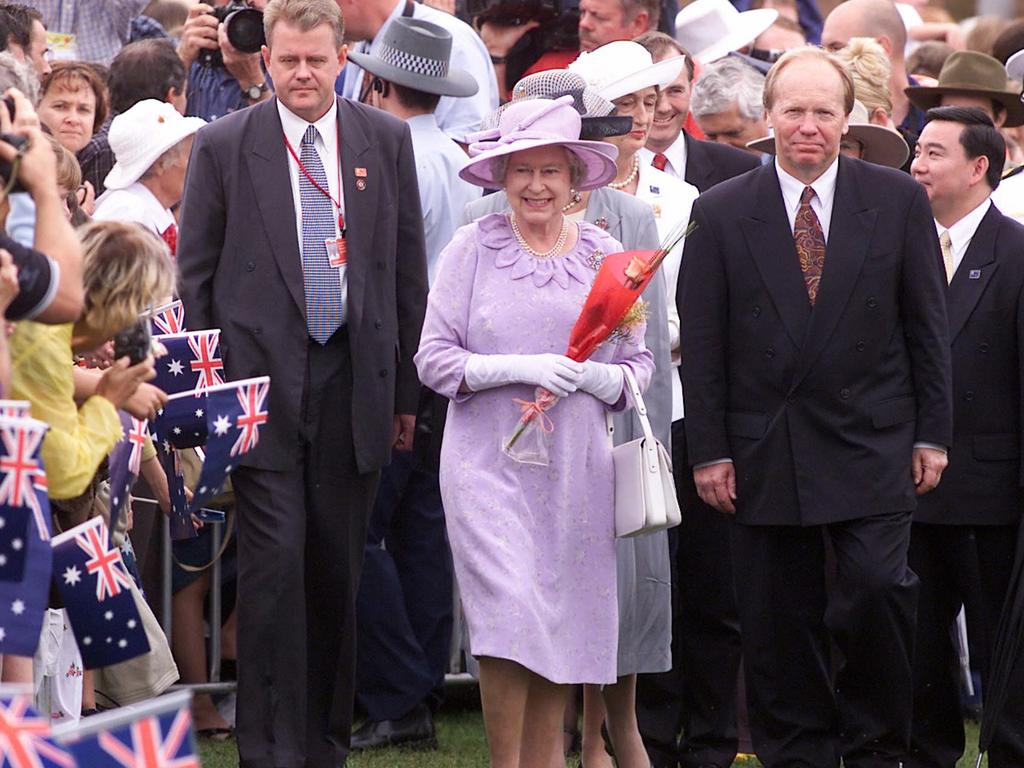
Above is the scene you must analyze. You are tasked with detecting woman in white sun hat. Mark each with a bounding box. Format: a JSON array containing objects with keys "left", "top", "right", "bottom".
[
  {"left": 93, "top": 100, "right": 205, "bottom": 258},
  {"left": 570, "top": 39, "right": 700, "bottom": 768},
  {"left": 675, "top": 0, "right": 778, "bottom": 64}
]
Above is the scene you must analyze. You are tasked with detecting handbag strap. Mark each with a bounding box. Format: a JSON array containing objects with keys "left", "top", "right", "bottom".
[{"left": 621, "top": 367, "right": 660, "bottom": 473}]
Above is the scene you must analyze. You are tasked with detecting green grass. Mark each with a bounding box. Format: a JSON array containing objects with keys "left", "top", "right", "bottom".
[{"left": 197, "top": 693, "right": 986, "bottom": 767}]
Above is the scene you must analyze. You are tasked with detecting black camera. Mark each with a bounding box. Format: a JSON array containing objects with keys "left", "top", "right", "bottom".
[
  {"left": 198, "top": 1, "right": 266, "bottom": 69},
  {"left": 0, "top": 104, "right": 27, "bottom": 196},
  {"left": 113, "top": 319, "right": 153, "bottom": 366}
]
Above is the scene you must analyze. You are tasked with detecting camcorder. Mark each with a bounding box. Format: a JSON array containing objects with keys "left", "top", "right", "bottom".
[
  {"left": 113, "top": 319, "right": 152, "bottom": 366},
  {"left": 199, "top": 0, "right": 266, "bottom": 69},
  {"left": 465, "top": 0, "right": 581, "bottom": 90}
]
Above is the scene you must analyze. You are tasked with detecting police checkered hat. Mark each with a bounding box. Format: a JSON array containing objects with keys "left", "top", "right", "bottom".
[{"left": 347, "top": 17, "right": 479, "bottom": 98}]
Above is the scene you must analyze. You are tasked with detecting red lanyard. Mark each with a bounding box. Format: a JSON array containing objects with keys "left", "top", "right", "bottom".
[{"left": 283, "top": 132, "right": 346, "bottom": 233}]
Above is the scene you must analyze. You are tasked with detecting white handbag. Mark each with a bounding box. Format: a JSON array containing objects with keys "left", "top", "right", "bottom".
[{"left": 612, "top": 367, "right": 682, "bottom": 538}]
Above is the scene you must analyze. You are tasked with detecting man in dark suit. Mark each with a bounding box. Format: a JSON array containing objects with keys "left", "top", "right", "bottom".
[
  {"left": 177, "top": 1, "right": 428, "bottom": 765},
  {"left": 906, "top": 106, "right": 1024, "bottom": 768},
  {"left": 679, "top": 47, "right": 953, "bottom": 768},
  {"left": 634, "top": 28, "right": 760, "bottom": 768}
]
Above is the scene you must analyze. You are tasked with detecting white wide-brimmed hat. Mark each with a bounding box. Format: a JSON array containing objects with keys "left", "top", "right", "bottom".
[
  {"left": 747, "top": 100, "right": 909, "bottom": 168},
  {"left": 105, "top": 100, "right": 205, "bottom": 190},
  {"left": 460, "top": 96, "right": 618, "bottom": 190},
  {"left": 676, "top": 0, "right": 778, "bottom": 65},
  {"left": 1005, "top": 49, "right": 1023, "bottom": 82},
  {"left": 569, "top": 41, "right": 686, "bottom": 102}
]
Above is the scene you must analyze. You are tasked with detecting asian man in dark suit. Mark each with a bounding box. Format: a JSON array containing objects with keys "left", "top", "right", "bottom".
[
  {"left": 177, "top": 0, "right": 427, "bottom": 765},
  {"left": 907, "top": 106, "right": 1024, "bottom": 768},
  {"left": 678, "top": 48, "right": 952, "bottom": 768}
]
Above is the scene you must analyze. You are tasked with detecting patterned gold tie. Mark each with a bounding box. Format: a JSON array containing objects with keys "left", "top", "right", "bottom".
[
  {"left": 794, "top": 186, "right": 826, "bottom": 305},
  {"left": 940, "top": 230, "right": 954, "bottom": 284}
]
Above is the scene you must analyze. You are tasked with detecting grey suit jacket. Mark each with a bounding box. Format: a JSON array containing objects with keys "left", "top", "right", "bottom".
[
  {"left": 178, "top": 97, "right": 428, "bottom": 474},
  {"left": 461, "top": 186, "right": 672, "bottom": 447}
]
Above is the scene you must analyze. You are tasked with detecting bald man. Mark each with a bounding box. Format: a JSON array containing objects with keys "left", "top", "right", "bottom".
[{"left": 822, "top": 0, "right": 924, "bottom": 139}]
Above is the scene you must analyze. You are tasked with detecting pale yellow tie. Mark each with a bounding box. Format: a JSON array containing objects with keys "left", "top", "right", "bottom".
[{"left": 940, "top": 230, "right": 954, "bottom": 284}]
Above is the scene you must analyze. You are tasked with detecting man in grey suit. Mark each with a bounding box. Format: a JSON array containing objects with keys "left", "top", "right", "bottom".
[{"left": 177, "top": 1, "right": 428, "bottom": 765}]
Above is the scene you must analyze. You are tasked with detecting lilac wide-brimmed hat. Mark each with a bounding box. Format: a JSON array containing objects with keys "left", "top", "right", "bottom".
[{"left": 459, "top": 96, "right": 619, "bottom": 190}]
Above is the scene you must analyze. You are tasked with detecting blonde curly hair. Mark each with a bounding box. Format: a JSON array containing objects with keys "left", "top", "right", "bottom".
[
  {"left": 78, "top": 221, "right": 175, "bottom": 336},
  {"left": 835, "top": 37, "right": 894, "bottom": 119}
]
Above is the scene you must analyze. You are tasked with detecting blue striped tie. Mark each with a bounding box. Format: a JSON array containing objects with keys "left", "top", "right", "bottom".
[{"left": 299, "top": 125, "right": 343, "bottom": 344}]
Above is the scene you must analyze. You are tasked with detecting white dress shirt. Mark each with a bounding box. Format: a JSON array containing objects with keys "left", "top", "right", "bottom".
[
  {"left": 775, "top": 157, "right": 839, "bottom": 241},
  {"left": 935, "top": 198, "right": 992, "bottom": 278},
  {"left": 991, "top": 172, "right": 1024, "bottom": 225},
  {"left": 93, "top": 182, "right": 175, "bottom": 236},
  {"left": 340, "top": 0, "right": 498, "bottom": 143},
  {"left": 634, "top": 161, "right": 699, "bottom": 422},
  {"left": 277, "top": 97, "right": 348, "bottom": 303},
  {"left": 638, "top": 132, "right": 688, "bottom": 181},
  {"left": 406, "top": 114, "right": 481, "bottom": 285}
]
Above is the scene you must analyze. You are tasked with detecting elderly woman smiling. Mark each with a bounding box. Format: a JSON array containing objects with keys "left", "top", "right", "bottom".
[{"left": 414, "top": 97, "right": 654, "bottom": 768}]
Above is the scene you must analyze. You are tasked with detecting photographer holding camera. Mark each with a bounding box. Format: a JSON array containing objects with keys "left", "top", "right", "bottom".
[{"left": 178, "top": 0, "right": 271, "bottom": 122}]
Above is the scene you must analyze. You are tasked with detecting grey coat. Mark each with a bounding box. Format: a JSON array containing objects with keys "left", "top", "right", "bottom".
[{"left": 461, "top": 186, "right": 672, "bottom": 675}]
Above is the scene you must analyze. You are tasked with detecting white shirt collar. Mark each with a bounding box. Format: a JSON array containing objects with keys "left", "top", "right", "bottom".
[
  {"left": 639, "top": 133, "right": 688, "bottom": 179},
  {"left": 775, "top": 156, "right": 839, "bottom": 219},
  {"left": 276, "top": 96, "right": 338, "bottom": 154},
  {"left": 935, "top": 197, "right": 992, "bottom": 267}
]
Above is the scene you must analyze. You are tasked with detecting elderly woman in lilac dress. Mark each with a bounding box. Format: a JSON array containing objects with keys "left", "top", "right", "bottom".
[{"left": 414, "top": 97, "right": 655, "bottom": 768}]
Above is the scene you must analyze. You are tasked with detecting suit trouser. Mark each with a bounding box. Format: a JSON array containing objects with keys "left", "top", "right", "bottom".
[
  {"left": 354, "top": 449, "right": 453, "bottom": 723},
  {"left": 731, "top": 511, "right": 918, "bottom": 768},
  {"left": 906, "top": 522, "right": 1024, "bottom": 768},
  {"left": 636, "top": 419, "right": 742, "bottom": 768},
  {"left": 233, "top": 329, "right": 380, "bottom": 768}
]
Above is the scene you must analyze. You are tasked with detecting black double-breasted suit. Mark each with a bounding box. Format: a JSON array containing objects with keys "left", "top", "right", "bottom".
[
  {"left": 678, "top": 156, "right": 953, "bottom": 767},
  {"left": 178, "top": 97, "right": 427, "bottom": 767},
  {"left": 907, "top": 203, "right": 1024, "bottom": 768}
]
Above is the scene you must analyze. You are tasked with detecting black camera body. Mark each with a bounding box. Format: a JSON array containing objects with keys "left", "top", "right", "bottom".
[
  {"left": 198, "top": 0, "right": 266, "bottom": 69},
  {"left": 0, "top": 125, "right": 27, "bottom": 196},
  {"left": 113, "top": 319, "right": 152, "bottom": 366}
]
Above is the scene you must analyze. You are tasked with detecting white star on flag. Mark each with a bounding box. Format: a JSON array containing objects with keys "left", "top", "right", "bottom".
[
  {"left": 195, "top": 409, "right": 204, "bottom": 418},
  {"left": 11, "top": 599, "right": 23, "bottom": 615},
  {"left": 168, "top": 359, "right": 185, "bottom": 376},
  {"left": 10, "top": 538, "right": 21, "bottom": 551},
  {"left": 214, "top": 414, "right": 231, "bottom": 436},
  {"left": 63, "top": 565, "right": 82, "bottom": 585}
]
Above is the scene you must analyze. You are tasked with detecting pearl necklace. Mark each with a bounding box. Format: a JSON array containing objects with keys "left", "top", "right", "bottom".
[
  {"left": 608, "top": 156, "right": 639, "bottom": 190},
  {"left": 509, "top": 213, "right": 569, "bottom": 259}
]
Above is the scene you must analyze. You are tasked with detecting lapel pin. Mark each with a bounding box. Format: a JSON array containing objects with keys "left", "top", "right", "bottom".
[
  {"left": 356, "top": 178, "right": 367, "bottom": 191},
  {"left": 650, "top": 185, "right": 660, "bottom": 195},
  {"left": 652, "top": 203, "right": 662, "bottom": 219},
  {"left": 969, "top": 269, "right": 982, "bottom": 279},
  {"left": 595, "top": 216, "right": 608, "bottom": 230},
  {"left": 355, "top": 167, "right": 367, "bottom": 177}
]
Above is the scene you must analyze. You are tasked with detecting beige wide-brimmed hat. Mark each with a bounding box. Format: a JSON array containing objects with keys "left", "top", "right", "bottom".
[
  {"left": 569, "top": 41, "right": 686, "bottom": 102},
  {"left": 105, "top": 100, "right": 205, "bottom": 190},
  {"left": 905, "top": 51, "right": 1024, "bottom": 127},
  {"left": 675, "top": 0, "right": 778, "bottom": 65},
  {"left": 747, "top": 100, "right": 910, "bottom": 168}
]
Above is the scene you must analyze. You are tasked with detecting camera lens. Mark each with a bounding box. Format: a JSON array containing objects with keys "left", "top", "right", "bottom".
[{"left": 225, "top": 9, "right": 266, "bottom": 54}]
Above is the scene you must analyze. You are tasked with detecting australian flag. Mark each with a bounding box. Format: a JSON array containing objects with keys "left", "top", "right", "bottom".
[
  {"left": 0, "top": 692, "right": 75, "bottom": 768},
  {"left": 51, "top": 517, "right": 149, "bottom": 669},
  {"left": 153, "top": 377, "right": 270, "bottom": 512},
  {"left": 149, "top": 299, "right": 186, "bottom": 337},
  {"left": 0, "top": 416, "right": 52, "bottom": 657},
  {"left": 54, "top": 689, "right": 198, "bottom": 768},
  {"left": 107, "top": 413, "right": 148, "bottom": 545},
  {"left": 156, "top": 445, "right": 197, "bottom": 542},
  {"left": 151, "top": 330, "right": 224, "bottom": 398}
]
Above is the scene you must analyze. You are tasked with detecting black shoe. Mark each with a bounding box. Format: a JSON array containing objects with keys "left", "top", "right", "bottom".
[{"left": 350, "top": 705, "right": 436, "bottom": 751}]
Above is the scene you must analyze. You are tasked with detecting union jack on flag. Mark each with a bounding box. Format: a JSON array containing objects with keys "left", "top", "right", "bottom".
[
  {"left": 187, "top": 331, "right": 224, "bottom": 392},
  {"left": 107, "top": 413, "right": 148, "bottom": 547},
  {"left": 150, "top": 300, "right": 186, "bottom": 336},
  {"left": 51, "top": 517, "right": 149, "bottom": 668},
  {"left": 0, "top": 693, "right": 75, "bottom": 768},
  {"left": 0, "top": 401, "right": 29, "bottom": 419},
  {"left": 231, "top": 379, "right": 269, "bottom": 457},
  {"left": 55, "top": 690, "right": 199, "bottom": 768},
  {"left": 0, "top": 424, "right": 44, "bottom": 516}
]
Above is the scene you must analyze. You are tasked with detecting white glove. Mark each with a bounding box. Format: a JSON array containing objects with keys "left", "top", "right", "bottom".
[
  {"left": 578, "top": 361, "right": 625, "bottom": 405},
  {"left": 463, "top": 353, "right": 585, "bottom": 397}
]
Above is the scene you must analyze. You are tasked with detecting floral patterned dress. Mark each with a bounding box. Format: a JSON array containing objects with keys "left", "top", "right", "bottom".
[{"left": 414, "top": 213, "right": 654, "bottom": 684}]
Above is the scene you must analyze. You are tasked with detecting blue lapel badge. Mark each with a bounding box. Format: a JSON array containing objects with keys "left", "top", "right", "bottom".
[{"left": 969, "top": 269, "right": 982, "bottom": 280}]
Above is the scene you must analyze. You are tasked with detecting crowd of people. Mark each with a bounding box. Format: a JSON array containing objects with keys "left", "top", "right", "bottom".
[{"left": 0, "top": 0, "right": 1023, "bottom": 767}]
